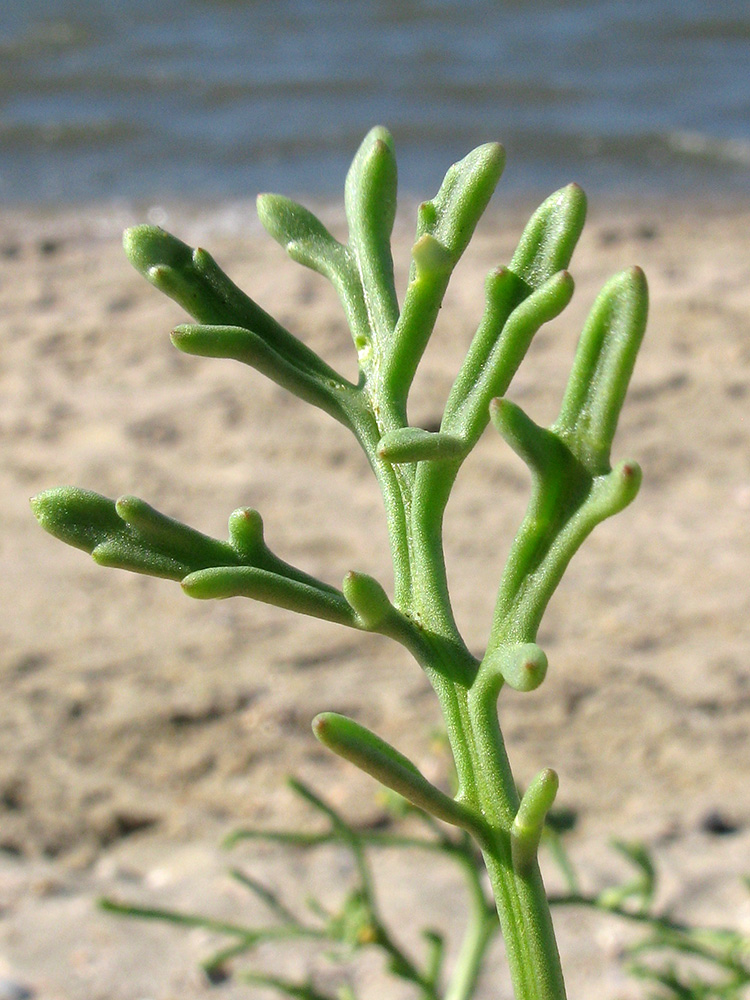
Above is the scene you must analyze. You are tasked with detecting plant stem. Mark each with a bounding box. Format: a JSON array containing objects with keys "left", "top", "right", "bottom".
[
  {"left": 367, "top": 392, "right": 566, "bottom": 1000},
  {"left": 32, "top": 132, "right": 646, "bottom": 1000},
  {"left": 445, "top": 846, "right": 496, "bottom": 1000},
  {"left": 440, "top": 663, "right": 566, "bottom": 1000}
]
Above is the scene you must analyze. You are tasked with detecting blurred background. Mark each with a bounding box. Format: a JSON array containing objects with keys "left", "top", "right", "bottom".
[{"left": 1, "top": 0, "right": 749, "bottom": 206}]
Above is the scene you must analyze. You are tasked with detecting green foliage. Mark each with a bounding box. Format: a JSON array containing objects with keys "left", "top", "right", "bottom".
[
  {"left": 101, "top": 781, "right": 750, "bottom": 1000},
  {"left": 101, "top": 779, "right": 497, "bottom": 1000},
  {"left": 547, "top": 837, "right": 750, "bottom": 1000},
  {"left": 32, "top": 127, "right": 649, "bottom": 1000}
]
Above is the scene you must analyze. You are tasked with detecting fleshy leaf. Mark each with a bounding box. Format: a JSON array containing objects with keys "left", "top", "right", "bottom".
[
  {"left": 123, "top": 226, "right": 329, "bottom": 378},
  {"left": 182, "top": 566, "right": 356, "bottom": 625},
  {"left": 382, "top": 142, "right": 505, "bottom": 405},
  {"left": 344, "top": 126, "right": 399, "bottom": 339},
  {"left": 171, "top": 324, "right": 353, "bottom": 423},
  {"left": 443, "top": 270, "right": 575, "bottom": 443},
  {"left": 31, "top": 487, "right": 124, "bottom": 554},
  {"left": 256, "top": 193, "right": 349, "bottom": 280},
  {"left": 489, "top": 398, "right": 559, "bottom": 478},
  {"left": 554, "top": 266, "right": 648, "bottom": 473},
  {"left": 312, "top": 712, "right": 485, "bottom": 835},
  {"left": 488, "top": 394, "right": 642, "bottom": 646},
  {"left": 417, "top": 142, "right": 506, "bottom": 264},
  {"left": 31, "top": 487, "right": 238, "bottom": 581},
  {"left": 114, "top": 495, "right": 236, "bottom": 567}
]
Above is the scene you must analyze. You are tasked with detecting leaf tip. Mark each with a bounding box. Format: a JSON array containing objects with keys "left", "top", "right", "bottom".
[
  {"left": 255, "top": 192, "right": 292, "bottom": 244},
  {"left": 342, "top": 570, "right": 392, "bottom": 629},
  {"left": 485, "top": 140, "right": 506, "bottom": 169},
  {"left": 28, "top": 491, "right": 45, "bottom": 521},
  {"left": 180, "top": 569, "right": 205, "bottom": 598},
  {"left": 627, "top": 264, "right": 649, "bottom": 298},
  {"left": 123, "top": 225, "right": 192, "bottom": 275},
  {"left": 113, "top": 494, "right": 138, "bottom": 519},
  {"left": 560, "top": 181, "right": 587, "bottom": 209},
  {"left": 311, "top": 712, "right": 330, "bottom": 739},
  {"left": 488, "top": 396, "right": 513, "bottom": 431},
  {"left": 228, "top": 507, "right": 264, "bottom": 557},
  {"left": 364, "top": 123, "right": 395, "bottom": 152},
  {"left": 31, "top": 486, "right": 121, "bottom": 552},
  {"left": 466, "top": 141, "right": 506, "bottom": 180},
  {"left": 613, "top": 459, "right": 643, "bottom": 505}
]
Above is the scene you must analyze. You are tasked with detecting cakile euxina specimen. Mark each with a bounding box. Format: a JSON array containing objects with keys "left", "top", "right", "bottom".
[{"left": 32, "top": 126, "right": 647, "bottom": 1000}]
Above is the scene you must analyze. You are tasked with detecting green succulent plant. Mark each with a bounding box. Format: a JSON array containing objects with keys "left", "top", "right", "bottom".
[{"left": 32, "top": 126, "right": 648, "bottom": 1000}]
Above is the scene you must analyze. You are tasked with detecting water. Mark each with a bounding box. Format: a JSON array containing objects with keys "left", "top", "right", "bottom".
[{"left": 1, "top": 0, "right": 749, "bottom": 204}]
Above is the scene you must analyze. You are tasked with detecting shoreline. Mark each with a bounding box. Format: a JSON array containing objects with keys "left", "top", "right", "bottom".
[{"left": 2, "top": 184, "right": 748, "bottom": 237}]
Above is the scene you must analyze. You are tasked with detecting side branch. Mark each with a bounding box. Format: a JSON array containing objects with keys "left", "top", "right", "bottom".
[{"left": 487, "top": 267, "right": 648, "bottom": 650}]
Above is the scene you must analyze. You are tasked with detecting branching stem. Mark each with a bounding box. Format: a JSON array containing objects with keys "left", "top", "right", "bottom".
[{"left": 32, "top": 126, "right": 647, "bottom": 1000}]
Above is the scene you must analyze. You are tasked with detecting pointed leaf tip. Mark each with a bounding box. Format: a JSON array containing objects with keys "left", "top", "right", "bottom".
[
  {"left": 361, "top": 124, "right": 394, "bottom": 151},
  {"left": 342, "top": 571, "right": 392, "bottom": 629}
]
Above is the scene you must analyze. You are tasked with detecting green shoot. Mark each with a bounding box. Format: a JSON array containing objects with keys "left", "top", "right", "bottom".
[{"left": 32, "top": 126, "right": 648, "bottom": 1000}]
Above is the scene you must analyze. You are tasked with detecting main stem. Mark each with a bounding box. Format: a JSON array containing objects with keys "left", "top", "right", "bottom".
[
  {"left": 373, "top": 468, "right": 566, "bottom": 999},
  {"left": 426, "top": 643, "right": 566, "bottom": 1000},
  {"left": 357, "top": 324, "right": 566, "bottom": 999}
]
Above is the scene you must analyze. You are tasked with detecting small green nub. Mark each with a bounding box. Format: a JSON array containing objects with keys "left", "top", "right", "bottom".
[
  {"left": 411, "top": 234, "right": 452, "bottom": 276},
  {"left": 377, "top": 427, "right": 466, "bottom": 464},
  {"left": 228, "top": 508, "right": 265, "bottom": 559},
  {"left": 342, "top": 571, "right": 392, "bottom": 629},
  {"left": 494, "top": 643, "right": 549, "bottom": 692},
  {"left": 511, "top": 767, "right": 560, "bottom": 871},
  {"left": 515, "top": 768, "right": 559, "bottom": 832}
]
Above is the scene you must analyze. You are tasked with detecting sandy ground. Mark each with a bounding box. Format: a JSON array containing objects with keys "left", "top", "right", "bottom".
[{"left": 2, "top": 188, "right": 750, "bottom": 999}]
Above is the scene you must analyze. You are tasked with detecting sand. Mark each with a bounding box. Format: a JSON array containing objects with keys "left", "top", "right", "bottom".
[{"left": 2, "top": 189, "right": 750, "bottom": 999}]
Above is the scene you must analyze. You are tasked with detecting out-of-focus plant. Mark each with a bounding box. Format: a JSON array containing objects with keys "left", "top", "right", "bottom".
[{"left": 103, "top": 782, "right": 750, "bottom": 1000}]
